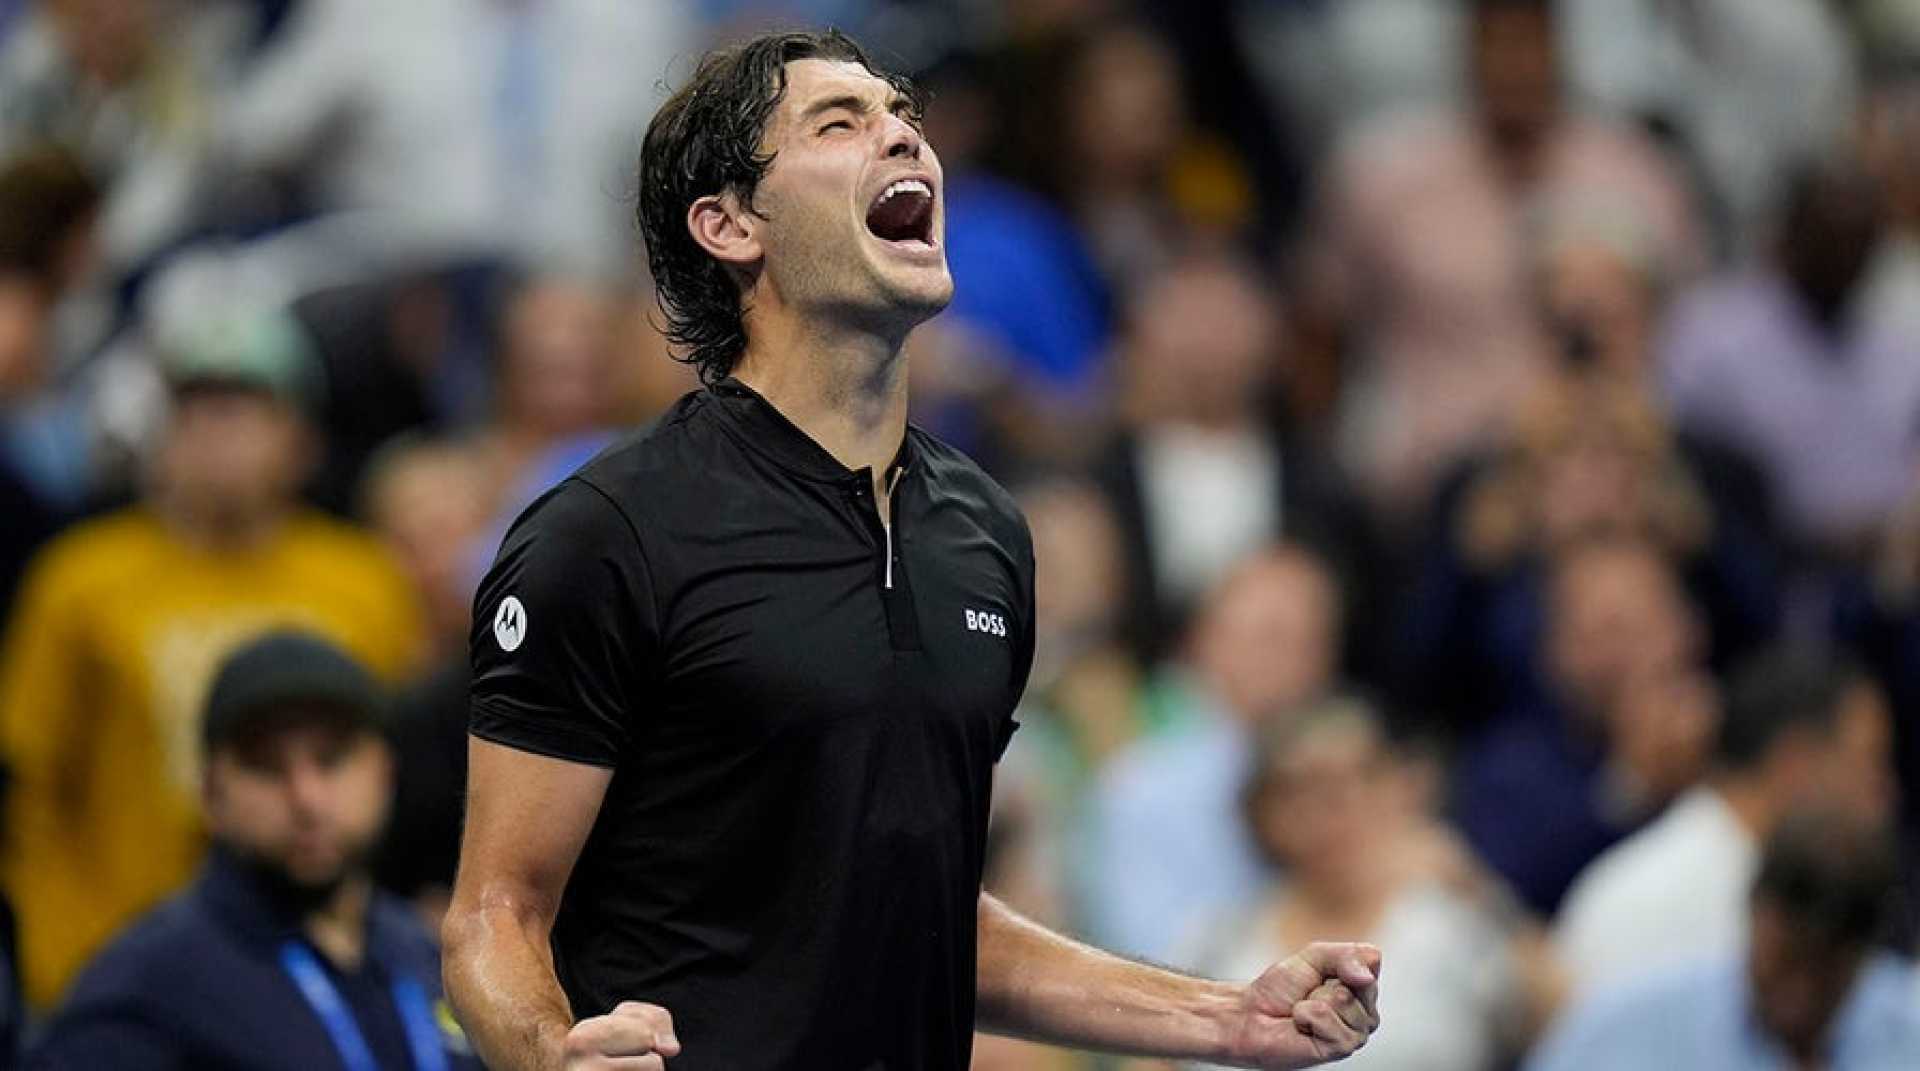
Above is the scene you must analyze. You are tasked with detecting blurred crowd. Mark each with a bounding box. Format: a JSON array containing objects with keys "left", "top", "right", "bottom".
[{"left": 2, "top": 0, "right": 1920, "bottom": 1067}]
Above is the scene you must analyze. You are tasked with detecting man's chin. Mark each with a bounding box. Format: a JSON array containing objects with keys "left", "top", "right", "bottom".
[
  {"left": 882, "top": 268, "right": 954, "bottom": 321},
  {"left": 285, "top": 858, "right": 350, "bottom": 892},
  {"left": 230, "top": 850, "right": 349, "bottom": 913},
  {"left": 859, "top": 240, "right": 951, "bottom": 305},
  {"left": 224, "top": 839, "right": 362, "bottom": 909}
]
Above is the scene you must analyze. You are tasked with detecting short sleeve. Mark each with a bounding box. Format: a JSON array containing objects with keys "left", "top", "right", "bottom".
[
  {"left": 999, "top": 513, "right": 1036, "bottom": 762},
  {"left": 469, "top": 479, "right": 658, "bottom": 768}
]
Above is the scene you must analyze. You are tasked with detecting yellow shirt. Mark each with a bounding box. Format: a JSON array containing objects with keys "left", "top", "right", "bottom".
[{"left": 0, "top": 508, "right": 424, "bottom": 1009}]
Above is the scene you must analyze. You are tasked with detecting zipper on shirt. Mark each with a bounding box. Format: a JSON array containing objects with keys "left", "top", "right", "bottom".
[
  {"left": 881, "top": 465, "right": 905, "bottom": 589},
  {"left": 853, "top": 463, "right": 921, "bottom": 651}
]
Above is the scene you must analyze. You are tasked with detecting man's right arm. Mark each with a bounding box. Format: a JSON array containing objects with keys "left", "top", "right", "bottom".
[
  {"left": 441, "top": 739, "right": 678, "bottom": 1071},
  {"left": 452, "top": 477, "right": 670, "bottom": 1068}
]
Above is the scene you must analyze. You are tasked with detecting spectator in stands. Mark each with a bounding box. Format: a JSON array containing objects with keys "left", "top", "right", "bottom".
[
  {"left": 30, "top": 631, "right": 479, "bottom": 1070},
  {"left": 358, "top": 437, "right": 491, "bottom": 922},
  {"left": 994, "top": 22, "right": 1205, "bottom": 298},
  {"left": 1527, "top": 808, "right": 1920, "bottom": 1071},
  {"left": 1453, "top": 533, "right": 1718, "bottom": 915},
  {"left": 1301, "top": 0, "right": 1697, "bottom": 528},
  {"left": 1016, "top": 478, "right": 1153, "bottom": 780},
  {"left": 1398, "top": 370, "right": 1778, "bottom": 733},
  {"left": 1086, "top": 543, "right": 1344, "bottom": 960},
  {"left": 917, "top": 49, "right": 1109, "bottom": 408},
  {"left": 1533, "top": 205, "right": 1781, "bottom": 553},
  {"left": 1233, "top": 0, "right": 1467, "bottom": 154},
  {"left": 1000, "top": 477, "right": 1157, "bottom": 937},
  {"left": 473, "top": 277, "right": 619, "bottom": 505},
  {"left": 359, "top": 438, "right": 491, "bottom": 665},
  {"left": 1555, "top": 648, "right": 1895, "bottom": 996},
  {"left": 460, "top": 275, "right": 622, "bottom": 590},
  {"left": 0, "top": 145, "right": 101, "bottom": 614},
  {"left": 1188, "top": 696, "right": 1562, "bottom": 1071},
  {"left": 0, "top": 0, "right": 243, "bottom": 272},
  {"left": 1835, "top": 471, "right": 1920, "bottom": 843},
  {"left": 215, "top": 0, "right": 696, "bottom": 277},
  {"left": 286, "top": 274, "right": 465, "bottom": 515},
  {"left": 1559, "top": 0, "right": 1858, "bottom": 256},
  {"left": 1661, "top": 158, "right": 1920, "bottom": 559},
  {"left": 1092, "top": 252, "right": 1370, "bottom": 667},
  {"left": 1858, "top": 77, "right": 1920, "bottom": 344},
  {"left": 0, "top": 309, "right": 422, "bottom": 1010}
]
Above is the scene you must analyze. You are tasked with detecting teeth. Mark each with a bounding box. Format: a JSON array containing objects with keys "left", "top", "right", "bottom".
[{"left": 878, "top": 179, "right": 931, "bottom": 205}]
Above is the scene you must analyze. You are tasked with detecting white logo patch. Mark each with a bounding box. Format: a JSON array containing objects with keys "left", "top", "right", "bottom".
[
  {"left": 964, "top": 608, "right": 1008, "bottom": 638},
  {"left": 494, "top": 596, "right": 528, "bottom": 652}
]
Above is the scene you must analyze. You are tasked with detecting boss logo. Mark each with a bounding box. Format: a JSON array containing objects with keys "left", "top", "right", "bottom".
[{"left": 964, "top": 608, "right": 1008, "bottom": 638}]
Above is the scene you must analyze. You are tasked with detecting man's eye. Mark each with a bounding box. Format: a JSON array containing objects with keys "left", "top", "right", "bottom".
[{"left": 819, "top": 119, "right": 854, "bottom": 135}]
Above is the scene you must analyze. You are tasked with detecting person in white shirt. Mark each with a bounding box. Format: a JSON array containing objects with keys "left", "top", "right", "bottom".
[
  {"left": 1553, "top": 647, "right": 1896, "bottom": 995},
  {"left": 217, "top": 0, "right": 697, "bottom": 278},
  {"left": 1086, "top": 545, "right": 1346, "bottom": 962},
  {"left": 1186, "top": 696, "right": 1564, "bottom": 1071}
]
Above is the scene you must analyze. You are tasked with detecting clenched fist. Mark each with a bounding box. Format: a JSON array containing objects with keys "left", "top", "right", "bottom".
[
  {"left": 563, "top": 1001, "right": 680, "bottom": 1070},
  {"left": 1220, "top": 942, "right": 1382, "bottom": 1069}
]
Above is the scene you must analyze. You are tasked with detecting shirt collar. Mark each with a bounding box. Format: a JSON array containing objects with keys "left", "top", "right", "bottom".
[
  {"left": 194, "top": 846, "right": 410, "bottom": 974},
  {"left": 195, "top": 845, "right": 305, "bottom": 945},
  {"left": 708, "top": 376, "right": 914, "bottom": 486}
]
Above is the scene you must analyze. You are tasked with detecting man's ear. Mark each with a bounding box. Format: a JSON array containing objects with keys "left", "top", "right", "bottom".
[{"left": 688, "top": 190, "right": 762, "bottom": 271}]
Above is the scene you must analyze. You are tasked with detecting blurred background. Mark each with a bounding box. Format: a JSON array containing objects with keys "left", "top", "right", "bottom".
[{"left": 2, "top": 0, "right": 1919, "bottom": 1067}]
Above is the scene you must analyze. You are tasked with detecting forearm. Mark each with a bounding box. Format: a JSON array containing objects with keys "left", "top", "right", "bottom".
[
  {"left": 441, "top": 895, "right": 574, "bottom": 1071},
  {"left": 975, "top": 892, "right": 1241, "bottom": 1062}
]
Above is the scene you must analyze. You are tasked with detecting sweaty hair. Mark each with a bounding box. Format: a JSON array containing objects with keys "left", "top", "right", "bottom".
[
  {"left": 636, "top": 29, "right": 925, "bottom": 386},
  {"left": 1717, "top": 646, "right": 1866, "bottom": 770},
  {"left": 1751, "top": 808, "right": 1896, "bottom": 949}
]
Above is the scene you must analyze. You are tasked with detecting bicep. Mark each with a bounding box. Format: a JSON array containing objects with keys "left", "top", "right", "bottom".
[{"left": 453, "top": 738, "right": 612, "bottom": 920}]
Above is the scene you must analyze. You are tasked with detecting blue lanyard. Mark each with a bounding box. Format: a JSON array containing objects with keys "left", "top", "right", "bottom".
[{"left": 279, "top": 940, "right": 451, "bottom": 1071}]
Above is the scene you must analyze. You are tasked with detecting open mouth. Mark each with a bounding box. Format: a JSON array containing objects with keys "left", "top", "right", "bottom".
[{"left": 865, "top": 178, "right": 936, "bottom": 248}]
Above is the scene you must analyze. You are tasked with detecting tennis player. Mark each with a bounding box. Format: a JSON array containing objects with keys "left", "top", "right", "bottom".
[{"left": 443, "top": 29, "right": 1381, "bottom": 1071}]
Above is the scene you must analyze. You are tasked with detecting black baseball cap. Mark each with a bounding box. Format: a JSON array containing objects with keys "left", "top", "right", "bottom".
[{"left": 201, "top": 630, "right": 386, "bottom": 753}]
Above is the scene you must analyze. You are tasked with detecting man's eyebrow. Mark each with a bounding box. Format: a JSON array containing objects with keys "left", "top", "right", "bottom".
[{"left": 799, "top": 92, "right": 913, "bottom": 122}]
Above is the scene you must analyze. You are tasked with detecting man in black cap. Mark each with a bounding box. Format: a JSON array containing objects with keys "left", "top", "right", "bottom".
[{"left": 30, "top": 631, "right": 476, "bottom": 1070}]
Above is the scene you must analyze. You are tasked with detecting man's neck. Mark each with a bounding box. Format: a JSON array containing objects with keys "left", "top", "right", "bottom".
[
  {"left": 151, "top": 490, "right": 289, "bottom": 554},
  {"left": 305, "top": 874, "right": 373, "bottom": 971},
  {"left": 732, "top": 312, "right": 911, "bottom": 494}
]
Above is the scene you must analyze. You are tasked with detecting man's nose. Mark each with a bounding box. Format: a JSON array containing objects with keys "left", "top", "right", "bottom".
[
  {"left": 882, "top": 115, "right": 923, "bottom": 161},
  {"left": 284, "top": 758, "right": 331, "bottom": 816}
]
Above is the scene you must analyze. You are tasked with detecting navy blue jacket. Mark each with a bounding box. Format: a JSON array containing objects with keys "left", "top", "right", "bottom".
[{"left": 30, "top": 851, "right": 478, "bottom": 1071}]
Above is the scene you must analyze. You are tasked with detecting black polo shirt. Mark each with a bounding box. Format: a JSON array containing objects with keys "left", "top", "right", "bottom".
[{"left": 469, "top": 378, "right": 1035, "bottom": 1071}]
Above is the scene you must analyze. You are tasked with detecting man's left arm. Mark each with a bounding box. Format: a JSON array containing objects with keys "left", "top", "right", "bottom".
[{"left": 974, "top": 892, "right": 1380, "bottom": 1069}]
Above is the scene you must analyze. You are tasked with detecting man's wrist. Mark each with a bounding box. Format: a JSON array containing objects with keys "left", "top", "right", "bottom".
[
  {"left": 1185, "top": 977, "right": 1251, "bottom": 1065},
  {"left": 530, "top": 1018, "right": 574, "bottom": 1071}
]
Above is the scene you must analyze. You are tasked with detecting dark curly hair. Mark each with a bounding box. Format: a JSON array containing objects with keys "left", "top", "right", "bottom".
[{"left": 637, "top": 29, "right": 925, "bottom": 386}]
